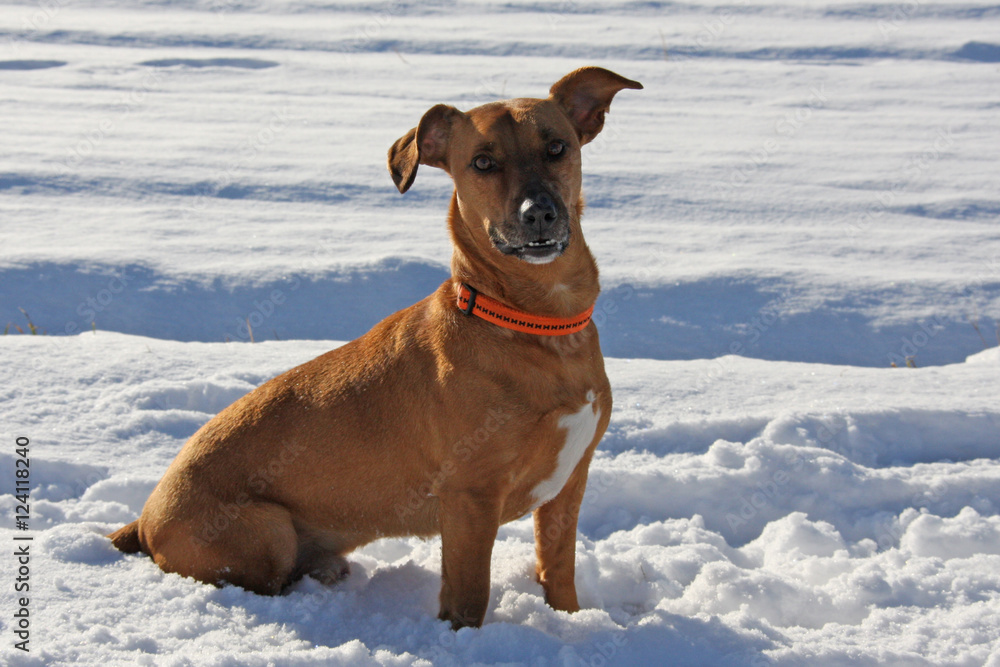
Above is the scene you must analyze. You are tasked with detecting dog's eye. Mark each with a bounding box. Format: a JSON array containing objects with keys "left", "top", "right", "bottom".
[
  {"left": 547, "top": 140, "right": 566, "bottom": 158},
  {"left": 472, "top": 155, "right": 496, "bottom": 172}
]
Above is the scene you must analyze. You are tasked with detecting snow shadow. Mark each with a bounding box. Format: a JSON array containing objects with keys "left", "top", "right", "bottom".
[
  {"left": 3, "top": 260, "right": 994, "bottom": 367},
  {"left": 0, "top": 171, "right": 441, "bottom": 207},
  {"left": 0, "top": 59, "right": 66, "bottom": 70},
  {"left": 0, "top": 258, "right": 450, "bottom": 344},
  {"left": 0, "top": 453, "right": 106, "bottom": 502},
  {"left": 138, "top": 58, "right": 280, "bottom": 69},
  {"left": 14, "top": 29, "right": 996, "bottom": 65},
  {"left": 594, "top": 277, "right": 994, "bottom": 367},
  {"left": 953, "top": 41, "right": 1000, "bottom": 63},
  {"left": 895, "top": 198, "right": 1000, "bottom": 221},
  {"left": 761, "top": 410, "right": 1000, "bottom": 468},
  {"left": 155, "top": 558, "right": 769, "bottom": 666}
]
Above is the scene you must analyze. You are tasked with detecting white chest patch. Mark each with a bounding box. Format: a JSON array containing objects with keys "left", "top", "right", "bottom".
[{"left": 531, "top": 390, "right": 601, "bottom": 507}]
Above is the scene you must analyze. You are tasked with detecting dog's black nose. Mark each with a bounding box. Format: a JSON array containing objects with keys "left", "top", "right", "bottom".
[{"left": 518, "top": 191, "right": 558, "bottom": 230}]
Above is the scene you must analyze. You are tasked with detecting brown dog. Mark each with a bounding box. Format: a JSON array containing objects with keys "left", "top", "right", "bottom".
[{"left": 108, "top": 66, "right": 641, "bottom": 629}]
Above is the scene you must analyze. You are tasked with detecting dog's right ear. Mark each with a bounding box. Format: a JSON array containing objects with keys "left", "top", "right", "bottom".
[{"left": 387, "top": 104, "right": 461, "bottom": 194}]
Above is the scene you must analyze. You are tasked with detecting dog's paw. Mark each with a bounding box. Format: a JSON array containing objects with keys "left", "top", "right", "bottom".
[{"left": 309, "top": 555, "right": 351, "bottom": 585}]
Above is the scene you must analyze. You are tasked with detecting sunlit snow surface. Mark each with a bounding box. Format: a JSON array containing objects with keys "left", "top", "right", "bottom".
[{"left": 1, "top": 1, "right": 999, "bottom": 664}]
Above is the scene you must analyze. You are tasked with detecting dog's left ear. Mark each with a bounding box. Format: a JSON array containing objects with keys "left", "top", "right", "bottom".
[
  {"left": 549, "top": 67, "right": 643, "bottom": 145},
  {"left": 387, "top": 104, "right": 461, "bottom": 194}
]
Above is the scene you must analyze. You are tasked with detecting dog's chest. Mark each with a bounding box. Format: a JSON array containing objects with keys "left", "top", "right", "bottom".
[{"left": 528, "top": 390, "right": 601, "bottom": 508}]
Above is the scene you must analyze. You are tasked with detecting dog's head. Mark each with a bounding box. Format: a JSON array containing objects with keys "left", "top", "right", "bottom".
[{"left": 388, "top": 67, "right": 642, "bottom": 266}]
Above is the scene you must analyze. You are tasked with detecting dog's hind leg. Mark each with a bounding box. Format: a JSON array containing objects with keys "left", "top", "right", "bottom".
[{"left": 144, "top": 501, "right": 300, "bottom": 596}]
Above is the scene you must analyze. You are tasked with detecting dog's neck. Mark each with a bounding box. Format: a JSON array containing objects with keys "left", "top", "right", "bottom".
[{"left": 447, "top": 196, "right": 600, "bottom": 319}]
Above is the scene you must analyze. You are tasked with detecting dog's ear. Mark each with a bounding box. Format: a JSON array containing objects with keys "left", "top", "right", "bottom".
[
  {"left": 387, "top": 104, "right": 461, "bottom": 194},
  {"left": 549, "top": 67, "right": 642, "bottom": 145}
]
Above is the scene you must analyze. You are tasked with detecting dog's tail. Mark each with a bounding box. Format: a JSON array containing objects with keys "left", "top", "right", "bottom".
[{"left": 107, "top": 520, "right": 144, "bottom": 554}]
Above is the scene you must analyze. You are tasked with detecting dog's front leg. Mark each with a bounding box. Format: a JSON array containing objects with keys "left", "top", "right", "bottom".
[
  {"left": 532, "top": 453, "right": 593, "bottom": 613},
  {"left": 437, "top": 490, "right": 501, "bottom": 629}
]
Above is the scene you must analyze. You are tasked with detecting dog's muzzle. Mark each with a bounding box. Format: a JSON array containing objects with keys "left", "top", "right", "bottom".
[{"left": 491, "top": 189, "right": 570, "bottom": 264}]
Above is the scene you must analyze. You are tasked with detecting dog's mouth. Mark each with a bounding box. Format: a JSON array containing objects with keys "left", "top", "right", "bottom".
[{"left": 491, "top": 235, "right": 569, "bottom": 265}]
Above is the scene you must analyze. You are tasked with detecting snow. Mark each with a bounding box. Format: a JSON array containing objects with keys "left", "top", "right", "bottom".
[{"left": 2, "top": 0, "right": 999, "bottom": 664}]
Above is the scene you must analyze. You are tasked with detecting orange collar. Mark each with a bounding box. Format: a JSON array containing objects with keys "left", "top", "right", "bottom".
[{"left": 456, "top": 283, "right": 594, "bottom": 336}]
